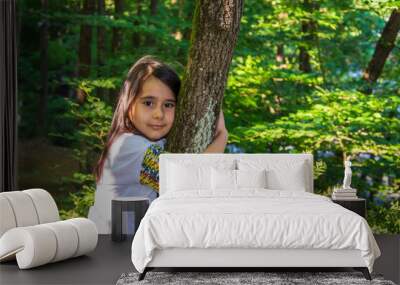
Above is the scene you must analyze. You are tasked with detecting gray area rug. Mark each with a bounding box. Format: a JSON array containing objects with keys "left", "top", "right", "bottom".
[{"left": 116, "top": 271, "right": 396, "bottom": 285}]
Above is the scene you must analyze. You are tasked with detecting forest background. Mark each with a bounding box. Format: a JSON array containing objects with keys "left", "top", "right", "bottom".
[{"left": 17, "top": 0, "right": 399, "bottom": 233}]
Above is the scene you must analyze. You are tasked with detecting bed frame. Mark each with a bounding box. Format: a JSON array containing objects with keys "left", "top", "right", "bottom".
[
  {"left": 139, "top": 248, "right": 371, "bottom": 280},
  {"left": 138, "top": 154, "right": 372, "bottom": 281}
]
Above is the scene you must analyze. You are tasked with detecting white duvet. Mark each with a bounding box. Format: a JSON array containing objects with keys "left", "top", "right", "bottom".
[{"left": 131, "top": 190, "right": 380, "bottom": 273}]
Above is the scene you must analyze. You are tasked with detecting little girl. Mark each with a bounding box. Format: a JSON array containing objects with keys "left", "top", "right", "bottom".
[{"left": 88, "top": 56, "right": 228, "bottom": 234}]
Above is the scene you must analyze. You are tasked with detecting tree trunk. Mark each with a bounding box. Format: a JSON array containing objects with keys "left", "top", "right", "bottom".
[
  {"left": 144, "top": 0, "right": 157, "bottom": 46},
  {"left": 363, "top": 9, "right": 400, "bottom": 88},
  {"left": 150, "top": 0, "right": 157, "bottom": 16},
  {"left": 97, "top": 0, "right": 106, "bottom": 101},
  {"left": 38, "top": 0, "right": 48, "bottom": 136},
  {"left": 276, "top": 44, "right": 285, "bottom": 67},
  {"left": 131, "top": 0, "right": 141, "bottom": 47},
  {"left": 165, "top": 0, "right": 244, "bottom": 153},
  {"left": 97, "top": 0, "right": 105, "bottom": 67},
  {"left": 112, "top": 0, "right": 124, "bottom": 52},
  {"left": 298, "top": 0, "right": 314, "bottom": 73},
  {"left": 77, "top": 0, "right": 95, "bottom": 103}
]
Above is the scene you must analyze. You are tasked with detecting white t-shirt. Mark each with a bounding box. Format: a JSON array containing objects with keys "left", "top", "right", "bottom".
[{"left": 88, "top": 132, "right": 166, "bottom": 234}]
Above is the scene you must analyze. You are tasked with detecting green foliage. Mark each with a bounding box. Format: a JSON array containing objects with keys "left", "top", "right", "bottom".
[
  {"left": 55, "top": 93, "right": 112, "bottom": 218},
  {"left": 314, "top": 160, "right": 328, "bottom": 180},
  {"left": 59, "top": 173, "right": 95, "bottom": 219},
  {"left": 368, "top": 200, "right": 400, "bottom": 234}
]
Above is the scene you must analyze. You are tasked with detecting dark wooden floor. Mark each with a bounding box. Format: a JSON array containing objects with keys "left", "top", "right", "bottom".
[
  {"left": 0, "top": 235, "right": 398, "bottom": 285},
  {"left": 0, "top": 236, "right": 134, "bottom": 285}
]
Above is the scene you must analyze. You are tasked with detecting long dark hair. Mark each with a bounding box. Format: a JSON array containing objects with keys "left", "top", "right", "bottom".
[{"left": 94, "top": 56, "right": 180, "bottom": 182}]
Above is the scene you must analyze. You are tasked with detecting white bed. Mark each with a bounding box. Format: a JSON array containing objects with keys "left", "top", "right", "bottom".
[{"left": 131, "top": 154, "right": 380, "bottom": 280}]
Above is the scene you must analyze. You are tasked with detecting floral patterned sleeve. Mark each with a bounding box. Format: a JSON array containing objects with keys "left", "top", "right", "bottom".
[{"left": 139, "top": 144, "right": 168, "bottom": 193}]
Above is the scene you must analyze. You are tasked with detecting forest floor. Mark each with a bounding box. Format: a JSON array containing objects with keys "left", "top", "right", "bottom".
[{"left": 17, "top": 138, "right": 80, "bottom": 210}]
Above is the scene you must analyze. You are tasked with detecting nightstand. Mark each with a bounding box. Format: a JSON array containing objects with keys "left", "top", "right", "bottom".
[
  {"left": 111, "top": 197, "right": 150, "bottom": 242},
  {"left": 332, "top": 198, "right": 366, "bottom": 218}
]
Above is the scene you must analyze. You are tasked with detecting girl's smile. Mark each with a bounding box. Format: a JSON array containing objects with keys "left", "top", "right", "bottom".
[{"left": 129, "top": 76, "right": 176, "bottom": 141}]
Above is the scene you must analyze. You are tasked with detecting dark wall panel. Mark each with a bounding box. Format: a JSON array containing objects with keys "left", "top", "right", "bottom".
[{"left": 0, "top": 0, "right": 18, "bottom": 192}]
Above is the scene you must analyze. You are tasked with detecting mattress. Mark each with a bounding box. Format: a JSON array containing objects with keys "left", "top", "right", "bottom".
[{"left": 131, "top": 189, "right": 380, "bottom": 273}]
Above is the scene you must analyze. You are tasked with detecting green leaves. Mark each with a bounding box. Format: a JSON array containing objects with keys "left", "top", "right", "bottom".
[{"left": 225, "top": 83, "right": 399, "bottom": 233}]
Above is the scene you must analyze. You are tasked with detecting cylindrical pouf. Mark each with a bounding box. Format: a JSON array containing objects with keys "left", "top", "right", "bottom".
[
  {"left": 0, "top": 226, "right": 57, "bottom": 269},
  {"left": 0, "top": 218, "right": 98, "bottom": 269},
  {"left": 65, "top": 218, "right": 98, "bottom": 257},
  {"left": 0, "top": 191, "right": 39, "bottom": 227},
  {"left": 23, "top": 189, "right": 59, "bottom": 223},
  {"left": 42, "top": 221, "right": 79, "bottom": 262},
  {"left": 0, "top": 196, "right": 17, "bottom": 237}
]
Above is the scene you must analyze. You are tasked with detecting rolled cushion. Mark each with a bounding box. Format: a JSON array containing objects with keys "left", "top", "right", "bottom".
[
  {"left": 23, "top": 189, "right": 59, "bottom": 224},
  {"left": 0, "top": 189, "right": 59, "bottom": 238},
  {"left": 0, "top": 218, "right": 98, "bottom": 269},
  {"left": 42, "top": 221, "right": 79, "bottom": 262},
  {"left": 0, "top": 226, "right": 57, "bottom": 269},
  {"left": 65, "top": 218, "right": 98, "bottom": 257},
  {"left": 0, "top": 191, "right": 39, "bottom": 228},
  {"left": 0, "top": 196, "right": 17, "bottom": 237}
]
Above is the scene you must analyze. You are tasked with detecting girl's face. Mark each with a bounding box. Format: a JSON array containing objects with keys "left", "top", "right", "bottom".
[{"left": 129, "top": 76, "right": 176, "bottom": 141}]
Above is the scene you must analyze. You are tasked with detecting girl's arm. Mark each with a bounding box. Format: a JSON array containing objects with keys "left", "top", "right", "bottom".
[
  {"left": 204, "top": 110, "right": 228, "bottom": 153},
  {"left": 204, "top": 129, "right": 228, "bottom": 153}
]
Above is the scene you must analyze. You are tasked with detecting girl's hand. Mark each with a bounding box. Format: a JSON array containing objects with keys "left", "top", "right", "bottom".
[
  {"left": 205, "top": 109, "right": 228, "bottom": 153},
  {"left": 215, "top": 109, "right": 227, "bottom": 137}
]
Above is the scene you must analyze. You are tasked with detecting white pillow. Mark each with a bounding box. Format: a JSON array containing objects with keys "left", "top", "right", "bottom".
[
  {"left": 211, "top": 168, "right": 268, "bottom": 190},
  {"left": 167, "top": 162, "right": 212, "bottom": 191},
  {"left": 236, "top": 169, "right": 267, "bottom": 189},
  {"left": 211, "top": 168, "right": 237, "bottom": 190},
  {"left": 166, "top": 158, "right": 236, "bottom": 171},
  {"left": 238, "top": 159, "right": 308, "bottom": 191}
]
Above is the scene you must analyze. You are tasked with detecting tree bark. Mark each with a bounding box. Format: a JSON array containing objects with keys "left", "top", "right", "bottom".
[
  {"left": 144, "top": 0, "right": 156, "bottom": 46},
  {"left": 276, "top": 44, "right": 285, "bottom": 67},
  {"left": 298, "top": 0, "right": 315, "bottom": 73},
  {"left": 298, "top": 21, "right": 312, "bottom": 73},
  {"left": 150, "top": 0, "right": 157, "bottom": 16},
  {"left": 77, "top": 0, "right": 95, "bottom": 103},
  {"left": 131, "top": 0, "right": 141, "bottom": 47},
  {"left": 112, "top": 0, "right": 124, "bottom": 52},
  {"left": 97, "top": 0, "right": 105, "bottom": 67},
  {"left": 96, "top": 0, "right": 107, "bottom": 101},
  {"left": 363, "top": 9, "right": 400, "bottom": 86},
  {"left": 38, "top": 0, "right": 49, "bottom": 136},
  {"left": 165, "top": 0, "right": 244, "bottom": 153}
]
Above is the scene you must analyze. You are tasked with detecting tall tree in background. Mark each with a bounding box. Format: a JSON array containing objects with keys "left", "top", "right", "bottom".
[
  {"left": 150, "top": 0, "right": 157, "bottom": 15},
  {"left": 144, "top": 0, "right": 157, "bottom": 46},
  {"left": 112, "top": 0, "right": 124, "bottom": 53},
  {"left": 276, "top": 44, "right": 285, "bottom": 65},
  {"left": 38, "top": 0, "right": 48, "bottom": 135},
  {"left": 275, "top": 11, "right": 287, "bottom": 68},
  {"left": 166, "top": 0, "right": 244, "bottom": 153},
  {"left": 298, "top": 0, "right": 315, "bottom": 73},
  {"left": 77, "top": 0, "right": 95, "bottom": 103},
  {"left": 131, "top": 0, "right": 141, "bottom": 47},
  {"left": 97, "top": 0, "right": 106, "bottom": 100},
  {"left": 363, "top": 9, "right": 400, "bottom": 92},
  {"left": 97, "top": 0, "right": 105, "bottom": 69}
]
